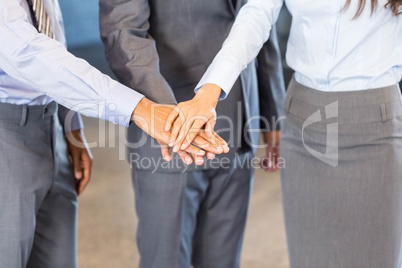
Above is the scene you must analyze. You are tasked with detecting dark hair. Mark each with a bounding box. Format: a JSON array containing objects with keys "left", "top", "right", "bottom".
[{"left": 345, "top": 0, "right": 401, "bottom": 18}]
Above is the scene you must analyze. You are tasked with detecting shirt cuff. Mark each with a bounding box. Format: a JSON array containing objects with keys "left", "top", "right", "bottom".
[
  {"left": 104, "top": 84, "right": 145, "bottom": 127},
  {"left": 195, "top": 58, "right": 243, "bottom": 101}
]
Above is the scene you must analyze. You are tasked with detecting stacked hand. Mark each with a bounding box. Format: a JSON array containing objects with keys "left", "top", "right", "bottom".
[
  {"left": 164, "top": 83, "right": 222, "bottom": 152},
  {"left": 135, "top": 82, "right": 283, "bottom": 169},
  {"left": 131, "top": 95, "right": 228, "bottom": 165},
  {"left": 132, "top": 83, "right": 282, "bottom": 169}
]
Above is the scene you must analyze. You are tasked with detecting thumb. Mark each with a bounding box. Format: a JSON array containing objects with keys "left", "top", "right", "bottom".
[{"left": 205, "top": 118, "right": 216, "bottom": 138}]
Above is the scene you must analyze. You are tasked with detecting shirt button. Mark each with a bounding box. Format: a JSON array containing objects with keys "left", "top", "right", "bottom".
[{"left": 44, "top": 108, "right": 48, "bottom": 114}]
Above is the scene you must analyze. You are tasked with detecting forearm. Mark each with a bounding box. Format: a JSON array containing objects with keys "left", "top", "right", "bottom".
[
  {"left": 99, "top": 0, "right": 177, "bottom": 104},
  {"left": 195, "top": 0, "right": 284, "bottom": 99},
  {"left": 0, "top": 1, "right": 143, "bottom": 126}
]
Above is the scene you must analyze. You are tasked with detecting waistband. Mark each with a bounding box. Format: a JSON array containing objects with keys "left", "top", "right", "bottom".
[
  {"left": 284, "top": 78, "right": 402, "bottom": 123},
  {"left": 0, "top": 101, "right": 58, "bottom": 126}
]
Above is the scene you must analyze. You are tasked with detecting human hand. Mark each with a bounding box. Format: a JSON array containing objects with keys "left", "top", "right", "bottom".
[
  {"left": 157, "top": 140, "right": 216, "bottom": 166},
  {"left": 164, "top": 83, "right": 222, "bottom": 152},
  {"left": 65, "top": 129, "right": 93, "bottom": 195},
  {"left": 261, "top": 130, "right": 281, "bottom": 172},
  {"left": 132, "top": 97, "right": 229, "bottom": 159}
]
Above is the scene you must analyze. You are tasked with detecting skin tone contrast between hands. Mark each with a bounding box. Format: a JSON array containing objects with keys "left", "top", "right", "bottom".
[
  {"left": 132, "top": 83, "right": 281, "bottom": 171},
  {"left": 131, "top": 96, "right": 229, "bottom": 166},
  {"left": 68, "top": 83, "right": 279, "bottom": 195},
  {"left": 64, "top": 93, "right": 229, "bottom": 196}
]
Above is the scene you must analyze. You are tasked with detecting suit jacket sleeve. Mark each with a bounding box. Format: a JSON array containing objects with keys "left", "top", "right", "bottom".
[
  {"left": 256, "top": 25, "right": 286, "bottom": 131},
  {"left": 99, "top": 0, "right": 177, "bottom": 104}
]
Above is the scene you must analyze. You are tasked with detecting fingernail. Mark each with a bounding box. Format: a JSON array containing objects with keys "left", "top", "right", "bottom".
[
  {"left": 169, "top": 139, "right": 175, "bottom": 147},
  {"left": 164, "top": 155, "right": 171, "bottom": 161},
  {"left": 75, "top": 171, "right": 82, "bottom": 179},
  {"left": 215, "top": 147, "right": 223, "bottom": 153},
  {"left": 196, "top": 158, "right": 204, "bottom": 165},
  {"left": 180, "top": 143, "right": 187, "bottom": 150},
  {"left": 186, "top": 157, "right": 192, "bottom": 165},
  {"left": 173, "top": 145, "right": 179, "bottom": 152},
  {"left": 195, "top": 150, "right": 205, "bottom": 156}
]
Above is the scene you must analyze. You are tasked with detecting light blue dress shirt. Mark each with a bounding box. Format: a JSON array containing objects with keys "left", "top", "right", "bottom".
[
  {"left": 0, "top": 0, "right": 144, "bottom": 127},
  {"left": 197, "top": 0, "right": 402, "bottom": 98}
]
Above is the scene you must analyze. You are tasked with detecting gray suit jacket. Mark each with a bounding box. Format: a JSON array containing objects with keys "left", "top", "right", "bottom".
[{"left": 100, "top": 0, "right": 285, "bottom": 172}]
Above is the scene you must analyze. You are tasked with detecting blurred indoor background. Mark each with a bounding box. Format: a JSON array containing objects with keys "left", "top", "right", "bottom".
[{"left": 58, "top": 1, "right": 293, "bottom": 267}]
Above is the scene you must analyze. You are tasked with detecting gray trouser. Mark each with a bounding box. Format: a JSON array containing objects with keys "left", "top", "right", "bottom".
[
  {"left": 131, "top": 152, "right": 253, "bottom": 268},
  {"left": 0, "top": 102, "right": 78, "bottom": 268},
  {"left": 281, "top": 79, "right": 402, "bottom": 268}
]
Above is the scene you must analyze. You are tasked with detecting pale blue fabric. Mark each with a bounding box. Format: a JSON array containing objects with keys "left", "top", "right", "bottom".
[{"left": 0, "top": 0, "right": 144, "bottom": 127}]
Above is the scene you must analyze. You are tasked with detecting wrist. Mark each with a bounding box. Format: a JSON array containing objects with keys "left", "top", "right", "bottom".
[
  {"left": 66, "top": 129, "right": 82, "bottom": 141},
  {"left": 65, "top": 129, "right": 89, "bottom": 150},
  {"left": 131, "top": 97, "right": 151, "bottom": 125},
  {"left": 196, "top": 83, "right": 221, "bottom": 107},
  {"left": 264, "top": 130, "right": 281, "bottom": 147}
]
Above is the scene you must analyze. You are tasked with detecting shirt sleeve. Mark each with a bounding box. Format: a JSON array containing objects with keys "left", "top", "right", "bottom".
[
  {"left": 0, "top": 0, "right": 144, "bottom": 127},
  {"left": 195, "top": 0, "right": 284, "bottom": 100}
]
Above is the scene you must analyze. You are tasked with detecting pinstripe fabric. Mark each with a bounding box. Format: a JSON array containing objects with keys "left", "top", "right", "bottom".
[{"left": 28, "top": 0, "right": 54, "bottom": 38}]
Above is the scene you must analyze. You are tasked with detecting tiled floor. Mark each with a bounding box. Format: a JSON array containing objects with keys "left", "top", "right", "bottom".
[{"left": 77, "top": 117, "right": 289, "bottom": 268}]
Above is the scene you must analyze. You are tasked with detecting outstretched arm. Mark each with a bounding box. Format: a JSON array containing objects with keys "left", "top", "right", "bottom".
[
  {"left": 99, "top": 0, "right": 228, "bottom": 164},
  {"left": 0, "top": 1, "right": 226, "bottom": 161},
  {"left": 164, "top": 0, "right": 284, "bottom": 152},
  {"left": 99, "top": 0, "right": 176, "bottom": 105},
  {"left": 0, "top": 0, "right": 143, "bottom": 127}
]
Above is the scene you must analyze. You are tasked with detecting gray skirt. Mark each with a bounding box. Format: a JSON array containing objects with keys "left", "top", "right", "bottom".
[{"left": 280, "top": 79, "right": 402, "bottom": 268}]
